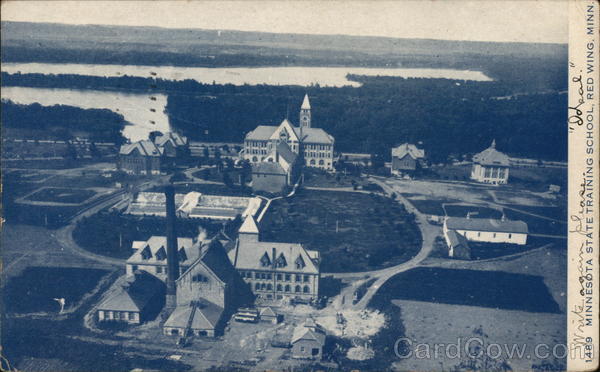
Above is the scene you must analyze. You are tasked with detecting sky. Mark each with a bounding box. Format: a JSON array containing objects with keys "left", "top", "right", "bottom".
[{"left": 1, "top": 0, "right": 568, "bottom": 44}]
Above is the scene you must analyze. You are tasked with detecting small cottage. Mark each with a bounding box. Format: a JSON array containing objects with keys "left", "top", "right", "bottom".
[
  {"left": 470, "top": 140, "right": 510, "bottom": 184},
  {"left": 96, "top": 271, "right": 165, "bottom": 324},
  {"left": 391, "top": 143, "right": 425, "bottom": 175},
  {"left": 259, "top": 306, "right": 279, "bottom": 324},
  {"left": 291, "top": 318, "right": 326, "bottom": 360}
]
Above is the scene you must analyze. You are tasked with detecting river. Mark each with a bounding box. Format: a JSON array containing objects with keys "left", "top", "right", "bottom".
[
  {"left": 1, "top": 86, "right": 170, "bottom": 142},
  {"left": 2, "top": 62, "right": 493, "bottom": 87},
  {"left": 1, "top": 62, "right": 492, "bottom": 142}
]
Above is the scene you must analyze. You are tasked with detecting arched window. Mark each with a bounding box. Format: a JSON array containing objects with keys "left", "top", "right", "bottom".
[
  {"left": 319, "top": 159, "right": 324, "bottom": 165},
  {"left": 267, "top": 284, "right": 273, "bottom": 291},
  {"left": 277, "top": 284, "right": 283, "bottom": 292},
  {"left": 295, "top": 285, "right": 301, "bottom": 293},
  {"left": 303, "top": 285, "right": 310, "bottom": 293},
  {"left": 310, "top": 159, "right": 316, "bottom": 165},
  {"left": 285, "top": 285, "right": 291, "bottom": 292},
  {"left": 261, "top": 283, "right": 267, "bottom": 290},
  {"left": 255, "top": 283, "right": 261, "bottom": 291},
  {"left": 252, "top": 156, "right": 258, "bottom": 162}
]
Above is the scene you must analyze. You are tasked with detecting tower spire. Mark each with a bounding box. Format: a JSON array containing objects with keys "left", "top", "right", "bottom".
[{"left": 299, "top": 94, "right": 312, "bottom": 129}]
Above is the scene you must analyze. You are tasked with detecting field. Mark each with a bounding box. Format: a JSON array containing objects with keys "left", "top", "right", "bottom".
[
  {"left": 73, "top": 210, "right": 224, "bottom": 259},
  {"left": 260, "top": 189, "right": 422, "bottom": 272},
  {"left": 443, "top": 204, "right": 503, "bottom": 219},
  {"left": 373, "top": 267, "right": 559, "bottom": 313},
  {"left": 367, "top": 245, "right": 566, "bottom": 371},
  {"left": 403, "top": 197, "right": 458, "bottom": 216},
  {"left": 3, "top": 266, "right": 110, "bottom": 314},
  {"left": 24, "top": 187, "right": 97, "bottom": 204}
]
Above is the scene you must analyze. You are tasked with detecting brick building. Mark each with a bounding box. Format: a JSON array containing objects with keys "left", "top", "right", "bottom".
[{"left": 227, "top": 216, "right": 320, "bottom": 302}]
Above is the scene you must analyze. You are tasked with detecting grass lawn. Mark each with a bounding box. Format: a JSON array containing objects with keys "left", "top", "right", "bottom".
[
  {"left": 302, "top": 168, "right": 365, "bottom": 188},
  {"left": 25, "top": 187, "right": 97, "bottom": 204},
  {"left": 260, "top": 189, "right": 422, "bottom": 272},
  {"left": 3, "top": 266, "right": 110, "bottom": 314},
  {"left": 444, "top": 204, "right": 503, "bottom": 219},
  {"left": 404, "top": 197, "right": 457, "bottom": 216},
  {"left": 504, "top": 209, "right": 567, "bottom": 236},
  {"left": 371, "top": 267, "right": 560, "bottom": 313}
]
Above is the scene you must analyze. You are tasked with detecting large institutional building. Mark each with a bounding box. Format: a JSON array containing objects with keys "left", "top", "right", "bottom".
[
  {"left": 228, "top": 216, "right": 321, "bottom": 302},
  {"left": 242, "top": 95, "right": 335, "bottom": 171}
]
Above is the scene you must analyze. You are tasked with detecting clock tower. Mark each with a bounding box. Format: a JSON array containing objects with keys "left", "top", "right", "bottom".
[{"left": 299, "top": 94, "right": 311, "bottom": 129}]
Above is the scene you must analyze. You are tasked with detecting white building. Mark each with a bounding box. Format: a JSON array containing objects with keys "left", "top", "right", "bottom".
[
  {"left": 470, "top": 140, "right": 510, "bottom": 184},
  {"left": 443, "top": 216, "right": 528, "bottom": 245},
  {"left": 242, "top": 95, "right": 335, "bottom": 171}
]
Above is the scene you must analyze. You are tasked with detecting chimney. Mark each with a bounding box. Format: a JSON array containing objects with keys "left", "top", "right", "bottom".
[
  {"left": 272, "top": 247, "right": 277, "bottom": 269},
  {"left": 165, "top": 184, "right": 180, "bottom": 308}
]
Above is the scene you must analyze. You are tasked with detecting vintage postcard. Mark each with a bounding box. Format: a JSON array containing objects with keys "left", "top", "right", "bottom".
[{"left": 0, "top": 1, "right": 597, "bottom": 371}]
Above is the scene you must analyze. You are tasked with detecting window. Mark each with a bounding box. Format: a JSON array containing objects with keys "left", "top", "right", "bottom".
[
  {"left": 477, "top": 232, "right": 481, "bottom": 237},
  {"left": 285, "top": 285, "right": 291, "bottom": 292},
  {"left": 277, "top": 274, "right": 282, "bottom": 280},
  {"left": 303, "top": 275, "right": 310, "bottom": 282},
  {"left": 277, "top": 284, "right": 283, "bottom": 292},
  {"left": 493, "top": 233, "right": 497, "bottom": 238},
  {"left": 295, "top": 285, "right": 301, "bottom": 293},
  {"left": 285, "top": 274, "right": 291, "bottom": 281},
  {"left": 255, "top": 283, "right": 261, "bottom": 291},
  {"left": 295, "top": 274, "right": 301, "bottom": 282},
  {"left": 267, "top": 284, "right": 273, "bottom": 291},
  {"left": 266, "top": 273, "right": 272, "bottom": 280},
  {"left": 129, "top": 312, "right": 136, "bottom": 320},
  {"left": 303, "top": 285, "right": 310, "bottom": 293},
  {"left": 156, "top": 266, "right": 163, "bottom": 274},
  {"left": 261, "top": 283, "right": 267, "bottom": 290},
  {"left": 132, "top": 265, "right": 138, "bottom": 271},
  {"left": 508, "top": 233, "right": 512, "bottom": 239}
]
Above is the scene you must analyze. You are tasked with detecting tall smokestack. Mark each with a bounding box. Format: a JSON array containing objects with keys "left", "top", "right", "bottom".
[{"left": 165, "top": 184, "right": 180, "bottom": 308}]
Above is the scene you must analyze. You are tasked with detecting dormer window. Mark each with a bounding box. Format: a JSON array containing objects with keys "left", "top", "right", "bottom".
[
  {"left": 178, "top": 248, "right": 188, "bottom": 262},
  {"left": 192, "top": 274, "right": 208, "bottom": 282},
  {"left": 260, "top": 252, "right": 271, "bottom": 267},
  {"left": 275, "top": 253, "right": 287, "bottom": 268},
  {"left": 140, "top": 246, "right": 152, "bottom": 260},
  {"left": 295, "top": 255, "right": 305, "bottom": 270},
  {"left": 155, "top": 246, "right": 167, "bottom": 261}
]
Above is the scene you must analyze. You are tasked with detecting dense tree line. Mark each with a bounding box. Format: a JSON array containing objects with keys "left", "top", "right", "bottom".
[
  {"left": 2, "top": 70, "right": 567, "bottom": 161},
  {"left": 1, "top": 100, "right": 126, "bottom": 143}
]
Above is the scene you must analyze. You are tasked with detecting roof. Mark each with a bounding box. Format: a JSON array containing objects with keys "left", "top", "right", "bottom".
[
  {"left": 291, "top": 320, "right": 326, "bottom": 345},
  {"left": 300, "top": 127, "right": 334, "bottom": 144},
  {"left": 163, "top": 299, "right": 224, "bottom": 330},
  {"left": 179, "top": 239, "right": 240, "bottom": 285},
  {"left": 127, "top": 192, "right": 261, "bottom": 219},
  {"left": 245, "top": 124, "right": 334, "bottom": 144},
  {"left": 301, "top": 94, "right": 311, "bottom": 110},
  {"left": 445, "top": 229, "right": 470, "bottom": 249},
  {"left": 275, "top": 141, "right": 298, "bottom": 165},
  {"left": 97, "top": 271, "right": 164, "bottom": 312},
  {"left": 228, "top": 239, "right": 320, "bottom": 274},
  {"left": 473, "top": 140, "right": 510, "bottom": 166},
  {"left": 119, "top": 140, "right": 163, "bottom": 156},
  {"left": 392, "top": 143, "right": 425, "bottom": 160},
  {"left": 259, "top": 306, "right": 277, "bottom": 317},
  {"left": 239, "top": 215, "right": 259, "bottom": 234},
  {"left": 126, "top": 236, "right": 197, "bottom": 266},
  {"left": 154, "top": 132, "right": 188, "bottom": 147},
  {"left": 253, "top": 161, "right": 287, "bottom": 175},
  {"left": 445, "top": 217, "right": 528, "bottom": 234}
]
